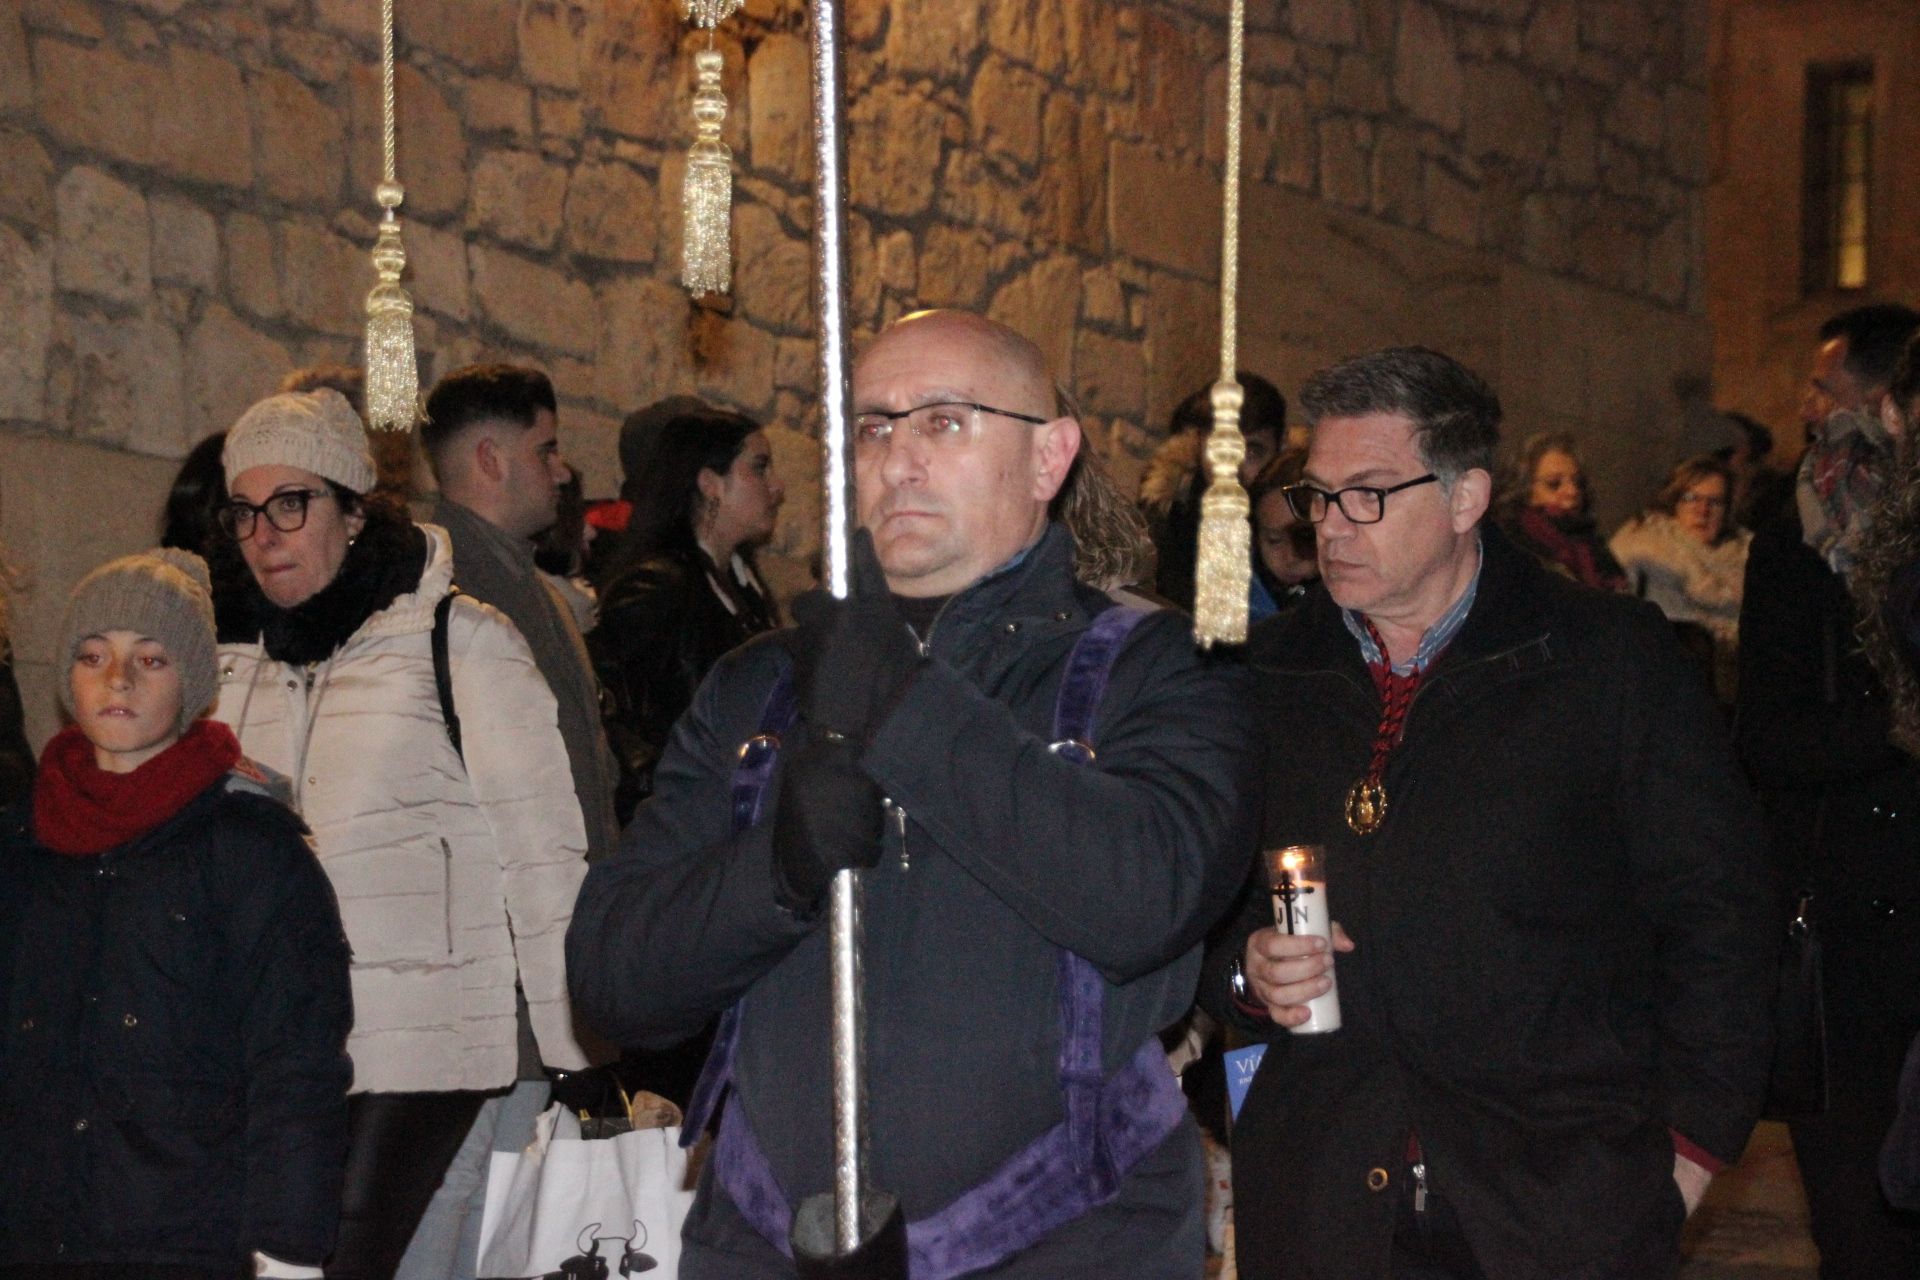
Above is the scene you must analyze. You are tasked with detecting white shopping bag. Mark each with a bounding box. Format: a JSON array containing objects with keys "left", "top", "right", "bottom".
[{"left": 476, "top": 1103, "right": 696, "bottom": 1278}]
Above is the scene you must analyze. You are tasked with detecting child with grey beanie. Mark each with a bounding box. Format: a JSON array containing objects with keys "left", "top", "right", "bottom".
[
  {"left": 0, "top": 547, "right": 353, "bottom": 1276},
  {"left": 56, "top": 546, "right": 220, "bottom": 739}
]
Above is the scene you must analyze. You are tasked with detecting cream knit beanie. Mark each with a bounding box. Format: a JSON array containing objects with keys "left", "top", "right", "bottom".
[{"left": 223, "top": 389, "right": 376, "bottom": 495}]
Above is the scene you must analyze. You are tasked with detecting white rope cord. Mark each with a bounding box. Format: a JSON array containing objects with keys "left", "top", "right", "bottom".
[
  {"left": 381, "top": 0, "right": 398, "bottom": 188},
  {"left": 1219, "top": 0, "right": 1243, "bottom": 382}
]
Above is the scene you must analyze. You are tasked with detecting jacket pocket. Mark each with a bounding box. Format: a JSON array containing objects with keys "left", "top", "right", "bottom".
[{"left": 331, "top": 835, "right": 460, "bottom": 964}]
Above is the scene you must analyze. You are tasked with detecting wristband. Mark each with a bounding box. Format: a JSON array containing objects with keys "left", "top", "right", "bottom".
[{"left": 1228, "top": 956, "right": 1269, "bottom": 1020}]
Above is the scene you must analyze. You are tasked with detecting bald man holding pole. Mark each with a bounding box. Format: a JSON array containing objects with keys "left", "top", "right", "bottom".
[{"left": 568, "top": 310, "right": 1257, "bottom": 1279}]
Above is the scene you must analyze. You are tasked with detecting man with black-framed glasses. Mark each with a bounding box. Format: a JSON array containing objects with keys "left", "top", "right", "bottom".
[
  {"left": 1203, "top": 346, "right": 1773, "bottom": 1280},
  {"left": 570, "top": 309, "right": 1258, "bottom": 1278}
]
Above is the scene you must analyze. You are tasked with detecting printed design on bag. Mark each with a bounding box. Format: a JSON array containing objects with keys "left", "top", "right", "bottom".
[{"left": 481, "top": 1220, "right": 658, "bottom": 1279}]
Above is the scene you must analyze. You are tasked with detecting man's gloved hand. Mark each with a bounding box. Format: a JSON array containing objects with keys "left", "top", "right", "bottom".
[
  {"left": 788, "top": 529, "right": 922, "bottom": 741},
  {"left": 545, "top": 1063, "right": 620, "bottom": 1115},
  {"left": 771, "top": 724, "right": 886, "bottom": 913}
]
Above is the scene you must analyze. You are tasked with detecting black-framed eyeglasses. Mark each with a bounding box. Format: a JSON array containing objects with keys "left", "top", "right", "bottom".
[
  {"left": 1281, "top": 474, "right": 1439, "bottom": 524},
  {"left": 852, "top": 401, "right": 1050, "bottom": 451},
  {"left": 219, "top": 488, "right": 335, "bottom": 541}
]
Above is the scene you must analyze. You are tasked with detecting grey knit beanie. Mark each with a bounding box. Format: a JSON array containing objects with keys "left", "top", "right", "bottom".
[
  {"left": 59, "top": 548, "right": 219, "bottom": 734},
  {"left": 223, "top": 389, "right": 377, "bottom": 495}
]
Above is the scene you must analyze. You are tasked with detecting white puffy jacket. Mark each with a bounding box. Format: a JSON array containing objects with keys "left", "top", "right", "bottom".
[{"left": 212, "top": 524, "right": 593, "bottom": 1092}]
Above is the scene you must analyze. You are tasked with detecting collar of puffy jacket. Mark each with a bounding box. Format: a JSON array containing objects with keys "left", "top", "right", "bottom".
[
  {"left": 241, "top": 521, "right": 470, "bottom": 667},
  {"left": 354, "top": 522, "right": 460, "bottom": 638}
]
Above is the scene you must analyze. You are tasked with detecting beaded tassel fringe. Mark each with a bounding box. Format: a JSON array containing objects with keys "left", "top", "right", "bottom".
[
  {"left": 682, "top": 48, "right": 733, "bottom": 297},
  {"left": 1193, "top": 380, "right": 1251, "bottom": 646},
  {"left": 364, "top": 186, "right": 418, "bottom": 432}
]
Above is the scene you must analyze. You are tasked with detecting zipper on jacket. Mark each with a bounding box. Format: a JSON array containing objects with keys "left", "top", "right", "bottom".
[
  {"left": 440, "top": 837, "right": 454, "bottom": 955},
  {"left": 885, "top": 798, "right": 908, "bottom": 870},
  {"left": 1412, "top": 1159, "right": 1429, "bottom": 1213}
]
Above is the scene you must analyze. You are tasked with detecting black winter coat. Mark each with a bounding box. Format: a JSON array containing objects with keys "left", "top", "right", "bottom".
[
  {"left": 590, "top": 545, "right": 776, "bottom": 822},
  {"left": 0, "top": 660, "right": 29, "bottom": 809},
  {"left": 0, "top": 773, "right": 353, "bottom": 1270},
  {"left": 1208, "top": 525, "right": 1774, "bottom": 1280},
  {"left": 569, "top": 524, "right": 1259, "bottom": 1277},
  {"left": 1736, "top": 510, "right": 1920, "bottom": 1070}
]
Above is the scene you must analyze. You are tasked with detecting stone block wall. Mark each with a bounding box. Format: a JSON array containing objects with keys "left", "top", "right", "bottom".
[{"left": 1, "top": 0, "right": 1712, "bottom": 742}]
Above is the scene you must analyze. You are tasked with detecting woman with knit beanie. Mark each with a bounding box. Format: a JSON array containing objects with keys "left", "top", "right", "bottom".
[
  {"left": 0, "top": 548, "right": 352, "bottom": 1279},
  {"left": 207, "top": 390, "right": 603, "bottom": 1279}
]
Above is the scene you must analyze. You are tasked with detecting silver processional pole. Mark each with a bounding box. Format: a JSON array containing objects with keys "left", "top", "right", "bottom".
[{"left": 790, "top": 1, "right": 906, "bottom": 1274}]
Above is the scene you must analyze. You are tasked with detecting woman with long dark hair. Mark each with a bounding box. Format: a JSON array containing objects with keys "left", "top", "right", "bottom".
[{"left": 591, "top": 402, "right": 784, "bottom": 824}]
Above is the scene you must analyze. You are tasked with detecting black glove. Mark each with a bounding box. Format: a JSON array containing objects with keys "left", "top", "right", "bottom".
[
  {"left": 545, "top": 1062, "right": 619, "bottom": 1115},
  {"left": 788, "top": 529, "right": 923, "bottom": 741},
  {"left": 771, "top": 724, "right": 886, "bottom": 913}
]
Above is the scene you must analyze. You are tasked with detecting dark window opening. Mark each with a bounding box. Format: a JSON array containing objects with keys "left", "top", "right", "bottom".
[{"left": 1803, "top": 62, "right": 1874, "bottom": 294}]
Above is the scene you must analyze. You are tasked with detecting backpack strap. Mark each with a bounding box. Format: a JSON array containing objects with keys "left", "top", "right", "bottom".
[
  {"left": 432, "top": 589, "right": 464, "bottom": 763},
  {"left": 680, "top": 659, "right": 800, "bottom": 1147}
]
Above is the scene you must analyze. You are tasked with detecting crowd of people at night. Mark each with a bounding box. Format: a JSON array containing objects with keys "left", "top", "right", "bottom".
[{"left": 2, "top": 298, "right": 1920, "bottom": 1280}]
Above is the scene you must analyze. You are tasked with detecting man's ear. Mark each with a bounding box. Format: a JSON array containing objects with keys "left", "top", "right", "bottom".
[
  {"left": 1881, "top": 390, "right": 1907, "bottom": 444},
  {"left": 1449, "top": 467, "right": 1493, "bottom": 534},
  {"left": 474, "top": 433, "right": 506, "bottom": 485},
  {"left": 1031, "top": 416, "right": 1082, "bottom": 503}
]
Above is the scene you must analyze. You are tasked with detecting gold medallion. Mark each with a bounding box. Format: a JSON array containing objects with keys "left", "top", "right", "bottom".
[{"left": 1345, "top": 778, "right": 1386, "bottom": 835}]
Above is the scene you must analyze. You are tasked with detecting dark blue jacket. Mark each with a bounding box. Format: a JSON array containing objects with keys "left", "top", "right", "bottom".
[
  {"left": 569, "top": 523, "right": 1259, "bottom": 1277},
  {"left": 0, "top": 769, "right": 353, "bottom": 1270}
]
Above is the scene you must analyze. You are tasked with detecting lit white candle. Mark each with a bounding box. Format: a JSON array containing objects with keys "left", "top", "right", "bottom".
[{"left": 1266, "top": 845, "right": 1342, "bottom": 1034}]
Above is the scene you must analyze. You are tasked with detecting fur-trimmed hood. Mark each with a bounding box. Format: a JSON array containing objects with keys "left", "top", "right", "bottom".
[
  {"left": 1609, "top": 512, "right": 1751, "bottom": 624},
  {"left": 1138, "top": 431, "right": 1203, "bottom": 518}
]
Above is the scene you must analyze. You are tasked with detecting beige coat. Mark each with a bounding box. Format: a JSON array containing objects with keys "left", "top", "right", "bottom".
[{"left": 213, "top": 525, "right": 593, "bottom": 1092}]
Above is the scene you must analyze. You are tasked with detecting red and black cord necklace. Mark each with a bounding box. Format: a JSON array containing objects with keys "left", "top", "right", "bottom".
[{"left": 1345, "top": 617, "right": 1428, "bottom": 836}]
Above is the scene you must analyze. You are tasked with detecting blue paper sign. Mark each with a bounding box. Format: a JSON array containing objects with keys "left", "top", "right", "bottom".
[{"left": 1225, "top": 1043, "right": 1267, "bottom": 1120}]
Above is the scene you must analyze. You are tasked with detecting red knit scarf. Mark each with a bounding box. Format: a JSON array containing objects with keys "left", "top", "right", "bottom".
[{"left": 32, "top": 720, "right": 242, "bottom": 856}]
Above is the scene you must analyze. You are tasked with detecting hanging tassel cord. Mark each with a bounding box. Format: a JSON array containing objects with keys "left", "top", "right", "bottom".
[
  {"left": 682, "top": 48, "right": 734, "bottom": 296},
  {"left": 362, "top": 0, "right": 419, "bottom": 433},
  {"left": 380, "top": 0, "right": 399, "bottom": 198},
  {"left": 679, "top": 0, "right": 741, "bottom": 297},
  {"left": 1193, "top": 0, "right": 1251, "bottom": 648}
]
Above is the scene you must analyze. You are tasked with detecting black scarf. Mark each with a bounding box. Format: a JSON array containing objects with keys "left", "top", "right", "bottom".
[{"left": 227, "top": 516, "right": 429, "bottom": 665}]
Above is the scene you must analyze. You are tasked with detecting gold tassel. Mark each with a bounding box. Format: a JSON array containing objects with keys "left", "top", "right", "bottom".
[
  {"left": 1193, "top": 380, "right": 1250, "bottom": 647},
  {"left": 364, "top": 185, "right": 419, "bottom": 432},
  {"left": 1193, "top": 0, "right": 1250, "bottom": 648},
  {"left": 361, "top": 0, "right": 417, "bottom": 432},
  {"left": 682, "top": 48, "right": 733, "bottom": 297}
]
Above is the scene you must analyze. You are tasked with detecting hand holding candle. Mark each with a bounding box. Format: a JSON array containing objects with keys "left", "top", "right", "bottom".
[{"left": 1249, "top": 845, "right": 1345, "bottom": 1033}]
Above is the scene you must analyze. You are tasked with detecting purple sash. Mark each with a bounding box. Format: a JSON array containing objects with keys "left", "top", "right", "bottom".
[{"left": 686, "top": 606, "right": 1186, "bottom": 1279}]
